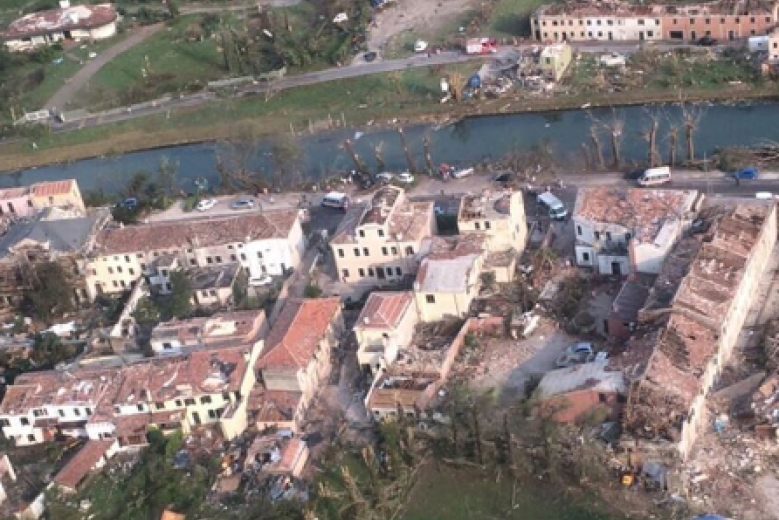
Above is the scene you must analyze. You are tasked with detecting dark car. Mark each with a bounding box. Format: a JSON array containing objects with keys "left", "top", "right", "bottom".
[
  {"left": 697, "top": 36, "right": 718, "bottom": 46},
  {"left": 364, "top": 51, "right": 378, "bottom": 62},
  {"left": 493, "top": 172, "right": 515, "bottom": 186},
  {"left": 733, "top": 166, "right": 758, "bottom": 180},
  {"left": 623, "top": 168, "right": 644, "bottom": 180}
]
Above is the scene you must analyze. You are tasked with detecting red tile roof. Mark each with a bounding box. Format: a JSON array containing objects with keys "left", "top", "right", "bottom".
[
  {"left": 53, "top": 439, "right": 114, "bottom": 490},
  {"left": 95, "top": 211, "right": 299, "bottom": 255},
  {"left": 258, "top": 298, "right": 341, "bottom": 370},
  {"left": 355, "top": 291, "right": 414, "bottom": 330},
  {"left": 30, "top": 179, "right": 75, "bottom": 198}
]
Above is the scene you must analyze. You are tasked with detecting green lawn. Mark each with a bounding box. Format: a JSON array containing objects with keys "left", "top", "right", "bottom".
[
  {"left": 487, "top": 0, "right": 548, "bottom": 39},
  {"left": 403, "top": 465, "right": 628, "bottom": 520},
  {"left": 71, "top": 16, "right": 224, "bottom": 110}
]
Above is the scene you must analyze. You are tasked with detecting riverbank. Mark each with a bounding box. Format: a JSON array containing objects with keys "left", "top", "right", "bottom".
[{"left": 0, "top": 69, "right": 775, "bottom": 174}]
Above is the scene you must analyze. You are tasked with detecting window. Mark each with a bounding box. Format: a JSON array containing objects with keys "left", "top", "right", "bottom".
[
  {"left": 137, "top": 404, "right": 144, "bottom": 412},
  {"left": 228, "top": 245, "right": 233, "bottom": 249},
  {"left": 750, "top": 16, "right": 755, "bottom": 23},
  {"left": 189, "top": 259, "right": 196, "bottom": 266},
  {"left": 112, "top": 280, "right": 119, "bottom": 288},
  {"left": 209, "top": 290, "right": 217, "bottom": 296},
  {"left": 672, "top": 18, "right": 677, "bottom": 24},
  {"left": 475, "top": 222, "right": 481, "bottom": 230},
  {"left": 74, "top": 408, "right": 81, "bottom": 416},
  {"left": 27, "top": 434, "right": 35, "bottom": 442},
  {"left": 391, "top": 247, "right": 398, "bottom": 255},
  {"left": 107, "top": 267, "right": 114, "bottom": 274},
  {"left": 690, "top": 18, "right": 695, "bottom": 24},
  {"left": 338, "top": 249, "right": 344, "bottom": 258},
  {"left": 86, "top": 408, "right": 92, "bottom": 415},
  {"left": 405, "top": 246, "right": 414, "bottom": 255},
  {"left": 175, "top": 400, "right": 183, "bottom": 407},
  {"left": 155, "top": 402, "right": 166, "bottom": 410},
  {"left": 596, "top": 19, "right": 601, "bottom": 25},
  {"left": 184, "top": 398, "right": 196, "bottom": 406},
  {"left": 625, "top": 232, "right": 632, "bottom": 240},
  {"left": 358, "top": 268, "right": 365, "bottom": 277},
  {"left": 767, "top": 16, "right": 772, "bottom": 22},
  {"left": 606, "top": 231, "right": 612, "bottom": 241},
  {"left": 141, "top": 263, "right": 147, "bottom": 271},
  {"left": 576, "top": 225, "right": 582, "bottom": 236},
  {"left": 485, "top": 221, "right": 491, "bottom": 230},
  {"left": 705, "top": 18, "right": 710, "bottom": 24},
  {"left": 395, "top": 267, "right": 402, "bottom": 276},
  {"left": 655, "top": 19, "right": 660, "bottom": 25},
  {"left": 222, "top": 392, "right": 231, "bottom": 401},
  {"left": 201, "top": 396, "right": 212, "bottom": 404},
  {"left": 425, "top": 294, "right": 436, "bottom": 304},
  {"left": 354, "top": 248, "right": 360, "bottom": 257},
  {"left": 382, "top": 247, "right": 388, "bottom": 256},
  {"left": 378, "top": 229, "right": 385, "bottom": 237},
  {"left": 342, "top": 268, "right": 350, "bottom": 278},
  {"left": 594, "top": 231, "right": 601, "bottom": 240},
  {"left": 368, "top": 268, "right": 375, "bottom": 277},
  {"left": 582, "top": 252, "right": 591, "bottom": 262},
  {"left": 120, "top": 281, "right": 127, "bottom": 288},
  {"left": 117, "top": 266, "right": 123, "bottom": 274},
  {"left": 358, "top": 230, "right": 365, "bottom": 238},
  {"left": 587, "top": 20, "right": 592, "bottom": 25},
  {"left": 90, "top": 269, "right": 97, "bottom": 276},
  {"left": 231, "top": 254, "right": 237, "bottom": 262},
  {"left": 0, "top": 419, "right": 9, "bottom": 427},
  {"left": 647, "top": 30, "right": 654, "bottom": 37},
  {"left": 206, "top": 257, "right": 213, "bottom": 264},
  {"left": 129, "top": 268, "right": 135, "bottom": 276},
  {"left": 208, "top": 409, "right": 218, "bottom": 419},
  {"left": 58, "top": 409, "right": 65, "bottom": 417},
  {"left": 215, "top": 256, "right": 222, "bottom": 263},
  {"left": 363, "top": 247, "right": 369, "bottom": 256},
  {"left": 638, "top": 18, "right": 644, "bottom": 25},
  {"left": 735, "top": 17, "right": 740, "bottom": 23},
  {"left": 607, "top": 19, "right": 613, "bottom": 25}
]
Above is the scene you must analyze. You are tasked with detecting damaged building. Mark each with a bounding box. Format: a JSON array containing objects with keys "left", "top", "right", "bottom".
[{"left": 614, "top": 201, "right": 777, "bottom": 459}]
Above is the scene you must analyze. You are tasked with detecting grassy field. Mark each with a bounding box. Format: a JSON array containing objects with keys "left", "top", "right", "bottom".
[
  {"left": 486, "top": 0, "right": 547, "bottom": 39},
  {"left": 70, "top": 16, "right": 224, "bottom": 110},
  {"left": 402, "top": 465, "right": 627, "bottom": 520}
]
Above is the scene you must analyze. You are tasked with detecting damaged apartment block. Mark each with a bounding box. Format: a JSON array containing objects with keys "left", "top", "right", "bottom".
[{"left": 613, "top": 201, "right": 778, "bottom": 459}]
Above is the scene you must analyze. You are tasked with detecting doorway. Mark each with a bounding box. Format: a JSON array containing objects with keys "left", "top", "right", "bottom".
[
  {"left": 192, "top": 412, "right": 201, "bottom": 425},
  {"left": 611, "top": 262, "right": 622, "bottom": 276},
  {"left": 376, "top": 267, "right": 386, "bottom": 280}
]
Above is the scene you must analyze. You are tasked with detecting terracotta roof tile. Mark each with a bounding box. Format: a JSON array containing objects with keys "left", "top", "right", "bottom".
[
  {"left": 54, "top": 439, "right": 114, "bottom": 490},
  {"left": 355, "top": 291, "right": 414, "bottom": 330},
  {"left": 95, "top": 210, "right": 298, "bottom": 255},
  {"left": 30, "top": 180, "right": 75, "bottom": 198},
  {"left": 258, "top": 298, "right": 341, "bottom": 370}
]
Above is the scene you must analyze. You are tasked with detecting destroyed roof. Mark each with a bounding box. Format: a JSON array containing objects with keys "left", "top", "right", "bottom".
[
  {"left": 0, "top": 187, "right": 28, "bottom": 200},
  {"left": 614, "top": 202, "right": 774, "bottom": 436},
  {"left": 535, "top": 0, "right": 769, "bottom": 17},
  {"left": 95, "top": 210, "right": 298, "bottom": 255},
  {"left": 257, "top": 298, "right": 340, "bottom": 370},
  {"left": 188, "top": 263, "right": 241, "bottom": 291},
  {"left": 112, "top": 347, "right": 251, "bottom": 404},
  {"left": 253, "top": 390, "right": 302, "bottom": 423},
  {"left": 0, "top": 368, "right": 119, "bottom": 414},
  {"left": 538, "top": 360, "right": 625, "bottom": 398},
  {"left": 53, "top": 439, "right": 114, "bottom": 490},
  {"left": 458, "top": 190, "right": 514, "bottom": 222},
  {"left": 331, "top": 188, "right": 433, "bottom": 245},
  {"left": 0, "top": 209, "right": 107, "bottom": 258},
  {"left": 612, "top": 274, "right": 654, "bottom": 323},
  {"left": 30, "top": 179, "right": 77, "bottom": 198},
  {"left": 151, "top": 309, "right": 266, "bottom": 347},
  {"left": 368, "top": 373, "right": 433, "bottom": 409},
  {"left": 415, "top": 235, "right": 485, "bottom": 293},
  {"left": 354, "top": 291, "right": 415, "bottom": 330},
  {"left": 1, "top": 4, "right": 117, "bottom": 41},
  {"left": 573, "top": 187, "right": 697, "bottom": 243}
]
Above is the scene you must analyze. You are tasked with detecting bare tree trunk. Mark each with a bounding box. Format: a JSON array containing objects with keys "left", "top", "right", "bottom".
[
  {"left": 685, "top": 124, "right": 695, "bottom": 162},
  {"left": 668, "top": 126, "right": 679, "bottom": 166},
  {"left": 581, "top": 144, "right": 591, "bottom": 170},
  {"left": 605, "top": 111, "right": 624, "bottom": 168},
  {"left": 590, "top": 127, "right": 604, "bottom": 169},
  {"left": 422, "top": 134, "right": 434, "bottom": 174},
  {"left": 397, "top": 128, "right": 418, "bottom": 173},
  {"left": 373, "top": 142, "right": 386, "bottom": 174},
  {"left": 342, "top": 139, "right": 368, "bottom": 173},
  {"left": 647, "top": 117, "right": 659, "bottom": 167}
]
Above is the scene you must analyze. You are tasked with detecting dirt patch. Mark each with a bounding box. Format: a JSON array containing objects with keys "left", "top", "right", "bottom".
[{"left": 365, "top": 0, "right": 477, "bottom": 55}]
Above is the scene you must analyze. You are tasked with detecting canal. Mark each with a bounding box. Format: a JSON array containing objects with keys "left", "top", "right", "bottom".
[{"left": 2, "top": 101, "right": 773, "bottom": 193}]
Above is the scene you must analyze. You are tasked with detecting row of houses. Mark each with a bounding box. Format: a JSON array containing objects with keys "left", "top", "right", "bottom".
[
  {"left": 531, "top": 0, "right": 779, "bottom": 42},
  {"left": 536, "top": 188, "right": 778, "bottom": 461}
]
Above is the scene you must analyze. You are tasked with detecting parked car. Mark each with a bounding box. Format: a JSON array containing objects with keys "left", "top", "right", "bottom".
[
  {"left": 414, "top": 40, "right": 429, "bottom": 52},
  {"left": 376, "top": 172, "right": 394, "bottom": 184},
  {"left": 452, "top": 167, "right": 475, "bottom": 179},
  {"left": 122, "top": 197, "right": 139, "bottom": 210},
  {"left": 231, "top": 198, "right": 255, "bottom": 210},
  {"left": 395, "top": 172, "right": 415, "bottom": 184},
  {"left": 733, "top": 166, "right": 758, "bottom": 180},
  {"left": 755, "top": 192, "right": 777, "bottom": 200},
  {"left": 248, "top": 275, "right": 273, "bottom": 287},
  {"left": 364, "top": 51, "right": 378, "bottom": 62},
  {"left": 196, "top": 198, "right": 217, "bottom": 212},
  {"left": 697, "top": 36, "right": 718, "bottom": 46},
  {"left": 555, "top": 342, "right": 595, "bottom": 368}
]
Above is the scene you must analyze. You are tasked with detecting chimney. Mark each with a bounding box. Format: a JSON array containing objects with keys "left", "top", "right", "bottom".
[{"left": 59, "top": 0, "right": 70, "bottom": 8}]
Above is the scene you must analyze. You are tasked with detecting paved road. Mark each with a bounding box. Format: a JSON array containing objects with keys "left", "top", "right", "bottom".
[
  {"left": 44, "top": 23, "right": 164, "bottom": 112},
  {"left": 49, "top": 38, "right": 712, "bottom": 132}
]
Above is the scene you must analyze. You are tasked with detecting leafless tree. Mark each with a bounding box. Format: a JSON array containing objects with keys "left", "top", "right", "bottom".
[
  {"left": 679, "top": 95, "right": 706, "bottom": 162},
  {"left": 422, "top": 132, "right": 435, "bottom": 174},
  {"left": 644, "top": 111, "right": 661, "bottom": 167},
  {"left": 341, "top": 139, "right": 368, "bottom": 173},
  {"left": 397, "top": 127, "right": 418, "bottom": 173},
  {"left": 590, "top": 126, "right": 605, "bottom": 169},
  {"left": 373, "top": 141, "right": 386, "bottom": 173},
  {"left": 605, "top": 109, "right": 625, "bottom": 168},
  {"left": 666, "top": 124, "right": 680, "bottom": 167}
]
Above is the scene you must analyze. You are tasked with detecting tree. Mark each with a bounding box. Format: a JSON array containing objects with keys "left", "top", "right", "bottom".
[
  {"left": 158, "top": 270, "right": 193, "bottom": 320},
  {"left": 30, "top": 332, "right": 78, "bottom": 368},
  {"left": 23, "top": 261, "right": 75, "bottom": 323},
  {"left": 166, "top": 0, "right": 180, "bottom": 18}
]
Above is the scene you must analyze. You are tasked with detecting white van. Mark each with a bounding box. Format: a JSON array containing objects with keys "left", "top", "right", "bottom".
[
  {"left": 637, "top": 166, "right": 671, "bottom": 187},
  {"left": 537, "top": 192, "right": 567, "bottom": 220},
  {"left": 321, "top": 192, "right": 350, "bottom": 210}
]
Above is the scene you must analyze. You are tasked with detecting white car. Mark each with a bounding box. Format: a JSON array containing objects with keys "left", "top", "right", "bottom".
[
  {"left": 196, "top": 198, "right": 217, "bottom": 212},
  {"left": 395, "top": 172, "right": 415, "bottom": 184},
  {"left": 414, "top": 40, "right": 429, "bottom": 52},
  {"left": 333, "top": 12, "right": 348, "bottom": 24},
  {"left": 249, "top": 275, "right": 273, "bottom": 287},
  {"left": 376, "top": 172, "right": 394, "bottom": 184},
  {"left": 452, "top": 167, "right": 474, "bottom": 179}
]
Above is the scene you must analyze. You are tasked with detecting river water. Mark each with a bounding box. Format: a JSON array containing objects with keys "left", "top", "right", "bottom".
[{"left": 3, "top": 101, "right": 774, "bottom": 193}]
